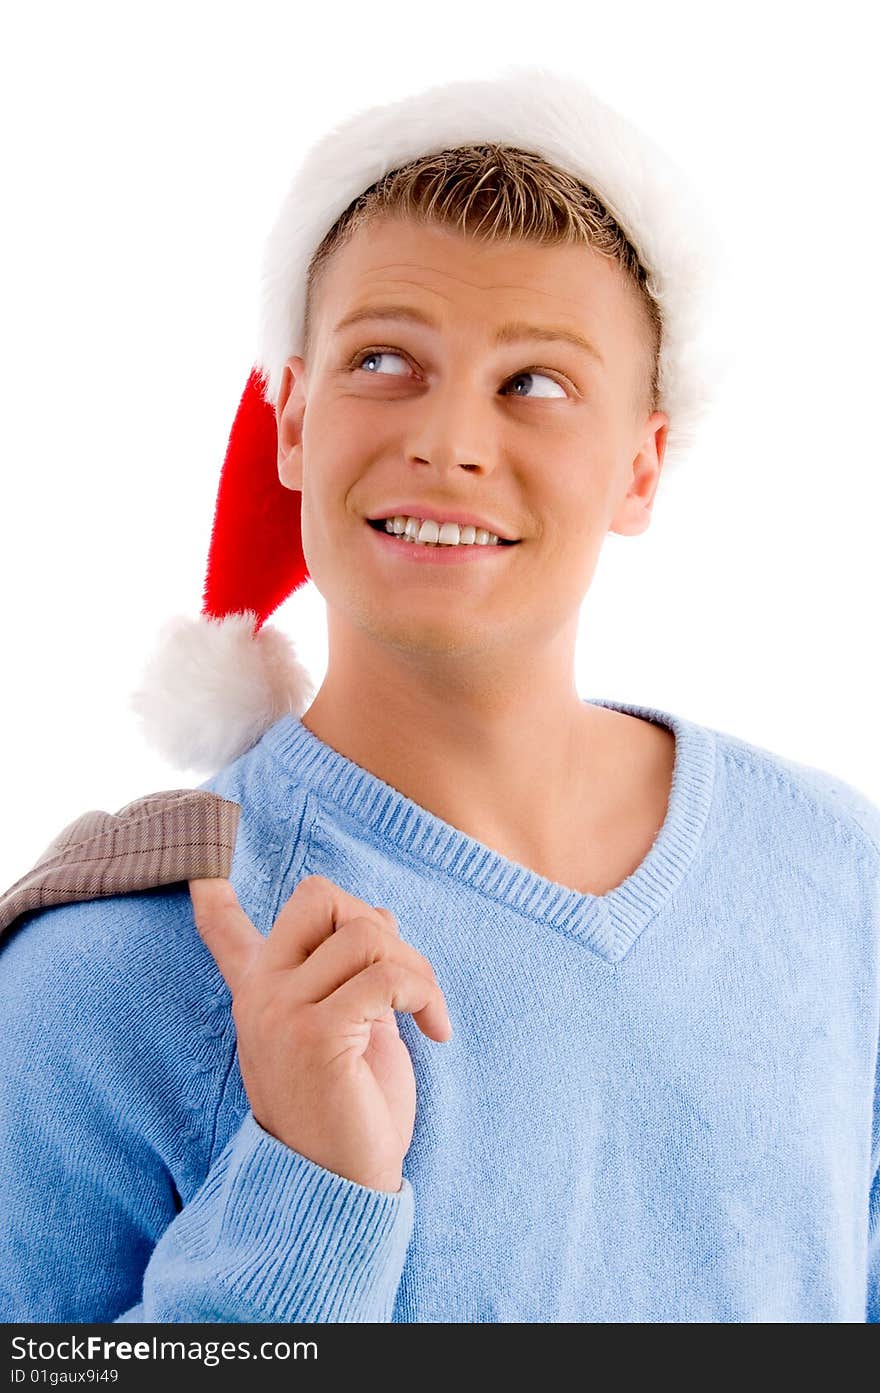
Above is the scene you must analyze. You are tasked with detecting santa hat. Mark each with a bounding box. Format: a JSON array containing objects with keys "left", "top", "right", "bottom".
[{"left": 130, "top": 63, "right": 728, "bottom": 776}]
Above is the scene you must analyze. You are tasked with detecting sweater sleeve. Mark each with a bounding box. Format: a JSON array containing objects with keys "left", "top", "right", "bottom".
[
  {"left": 0, "top": 900, "right": 414, "bottom": 1324},
  {"left": 115, "top": 1110, "right": 415, "bottom": 1323}
]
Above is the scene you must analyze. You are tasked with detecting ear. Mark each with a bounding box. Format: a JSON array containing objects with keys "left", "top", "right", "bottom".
[
  {"left": 608, "top": 412, "right": 669, "bottom": 537},
  {"left": 276, "top": 355, "right": 307, "bottom": 492}
]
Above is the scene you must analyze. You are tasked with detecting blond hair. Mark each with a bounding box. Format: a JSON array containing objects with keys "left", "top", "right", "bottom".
[{"left": 303, "top": 142, "right": 662, "bottom": 420}]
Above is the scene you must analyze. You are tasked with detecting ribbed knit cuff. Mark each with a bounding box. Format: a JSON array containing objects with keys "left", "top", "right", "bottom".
[{"left": 174, "top": 1110, "right": 415, "bottom": 1322}]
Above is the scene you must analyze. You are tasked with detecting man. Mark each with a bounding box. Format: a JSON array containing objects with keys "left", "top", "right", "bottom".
[{"left": 1, "top": 67, "right": 878, "bottom": 1324}]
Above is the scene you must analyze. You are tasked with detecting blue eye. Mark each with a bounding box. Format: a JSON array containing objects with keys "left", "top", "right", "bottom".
[
  {"left": 353, "top": 349, "right": 410, "bottom": 376},
  {"left": 350, "top": 348, "right": 568, "bottom": 397},
  {"left": 502, "top": 371, "right": 567, "bottom": 399}
]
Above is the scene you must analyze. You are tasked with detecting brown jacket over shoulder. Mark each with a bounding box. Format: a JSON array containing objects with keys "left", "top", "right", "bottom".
[{"left": 0, "top": 790, "right": 241, "bottom": 940}]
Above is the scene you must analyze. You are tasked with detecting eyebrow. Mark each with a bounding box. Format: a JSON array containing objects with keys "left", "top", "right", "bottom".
[{"left": 332, "top": 304, "right": 604, "bottom": 367}]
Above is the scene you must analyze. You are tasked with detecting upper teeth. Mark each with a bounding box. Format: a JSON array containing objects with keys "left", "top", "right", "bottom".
[{"left": 382, "top": 515, "right": 502, "bottom": 546}]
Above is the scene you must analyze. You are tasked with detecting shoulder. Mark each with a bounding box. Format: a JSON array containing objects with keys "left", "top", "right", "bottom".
[
  {"left": 706, "top": 720, "right": 880, "bottom": 867},
  {"left": 0, "top": 722, "right": 318, "bottom": 1043},
  {"left": 0, "top": 727, "right": 320, "bottom": 1186},
  {"left": 0, "top": 882, "right": 231, "bottom": 1099},
  {"left": 0, "top": 884, "right": 239, "bottom": 1206},
  {"left": 1, "top": 714, "right": 317, "bottom": 983}
]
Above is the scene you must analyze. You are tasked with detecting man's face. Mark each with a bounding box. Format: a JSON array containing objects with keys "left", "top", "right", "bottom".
[{"left": 276, "top": 214, "right": 668, "bottom": 662}]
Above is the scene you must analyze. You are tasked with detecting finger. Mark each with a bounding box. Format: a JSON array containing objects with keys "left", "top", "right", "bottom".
[
  {"left": 260, "top": 874, "right": 400, "bottom": 975},
  {"left": 373, "top": 905, "right": 401, "bottom": 936},
  {"left": 318, "top": 958, "right": 453, "bottom": 1043},
  {"left": 188, "top": 877, "right": 262, "bottom": 994},
  {"left": 283, "top": 915, "right": 441, "bottom": 1009}
]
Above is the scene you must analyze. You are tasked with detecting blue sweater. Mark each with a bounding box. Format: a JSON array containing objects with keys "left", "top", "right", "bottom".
[{"left": 2, "top": 695, "right": 879, "bottom": 1323}]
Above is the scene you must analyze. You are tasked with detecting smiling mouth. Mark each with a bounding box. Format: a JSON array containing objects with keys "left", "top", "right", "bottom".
[{"left": 366, "top": 518, "right": 520, "bottom": 546}]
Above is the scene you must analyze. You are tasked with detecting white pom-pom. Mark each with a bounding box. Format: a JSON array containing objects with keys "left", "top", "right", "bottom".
[{"left": 129, "top": 611, "right": 316, "bottom": 775}]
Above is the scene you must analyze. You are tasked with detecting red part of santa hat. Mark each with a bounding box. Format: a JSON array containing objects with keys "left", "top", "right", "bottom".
[
  {"left": 202, "top": 367, "right": 308, "bottom": 627},
  {"left": 129, "top": 370, "right": 316, "bottom": 775}
]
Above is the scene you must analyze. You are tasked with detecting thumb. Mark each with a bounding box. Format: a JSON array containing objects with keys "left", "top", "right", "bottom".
[{"left": 188, "top": 877, "right": 261, "bottom": 995}]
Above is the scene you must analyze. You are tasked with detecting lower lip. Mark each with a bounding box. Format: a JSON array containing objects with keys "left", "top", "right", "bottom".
[{"left": 365, "top": 523, "right": 521, "bottom": 564}]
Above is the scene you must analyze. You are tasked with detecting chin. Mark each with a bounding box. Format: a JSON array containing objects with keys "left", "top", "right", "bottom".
[{"left": 351, "top": 602, "right": 492, "bottom": 659}]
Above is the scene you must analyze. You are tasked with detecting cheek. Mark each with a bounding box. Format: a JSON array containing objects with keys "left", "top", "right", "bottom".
[
  {"left": 546, "top": 489, "right": 610, "bottom": 585},
  {"left": 543, "top": 463, "right": 606, "bottom": 532},
  {"left": 301, "top": 408, "right": 360, "bottom": 494}
]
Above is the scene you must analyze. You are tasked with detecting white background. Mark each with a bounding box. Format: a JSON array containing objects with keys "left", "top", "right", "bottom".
[{"left": 1, "top": 0, "right": 877, "bottom": 888}]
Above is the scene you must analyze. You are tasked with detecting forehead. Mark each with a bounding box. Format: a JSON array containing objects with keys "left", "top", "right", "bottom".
[{"left": 312, "top": 214, "right": 639, "bottom": 346}]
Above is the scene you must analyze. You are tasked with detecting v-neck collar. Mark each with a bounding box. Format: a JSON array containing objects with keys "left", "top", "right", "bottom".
[{"left": 260, "top": 695, "right": 716, "bottom": 962}]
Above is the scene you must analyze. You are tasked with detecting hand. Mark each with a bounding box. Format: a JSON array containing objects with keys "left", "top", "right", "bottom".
[{"left": 188, "top": 873, "right": 453, "bottom": 1193}]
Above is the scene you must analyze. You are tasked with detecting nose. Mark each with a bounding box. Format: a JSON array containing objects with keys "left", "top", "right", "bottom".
[{"left": 404, "top": 369, "right": 498, "bottom": 475}]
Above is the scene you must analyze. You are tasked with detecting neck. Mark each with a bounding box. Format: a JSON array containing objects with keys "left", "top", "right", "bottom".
[{"left": 299, "top": 609, "right": 620, "bottom": 869}]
